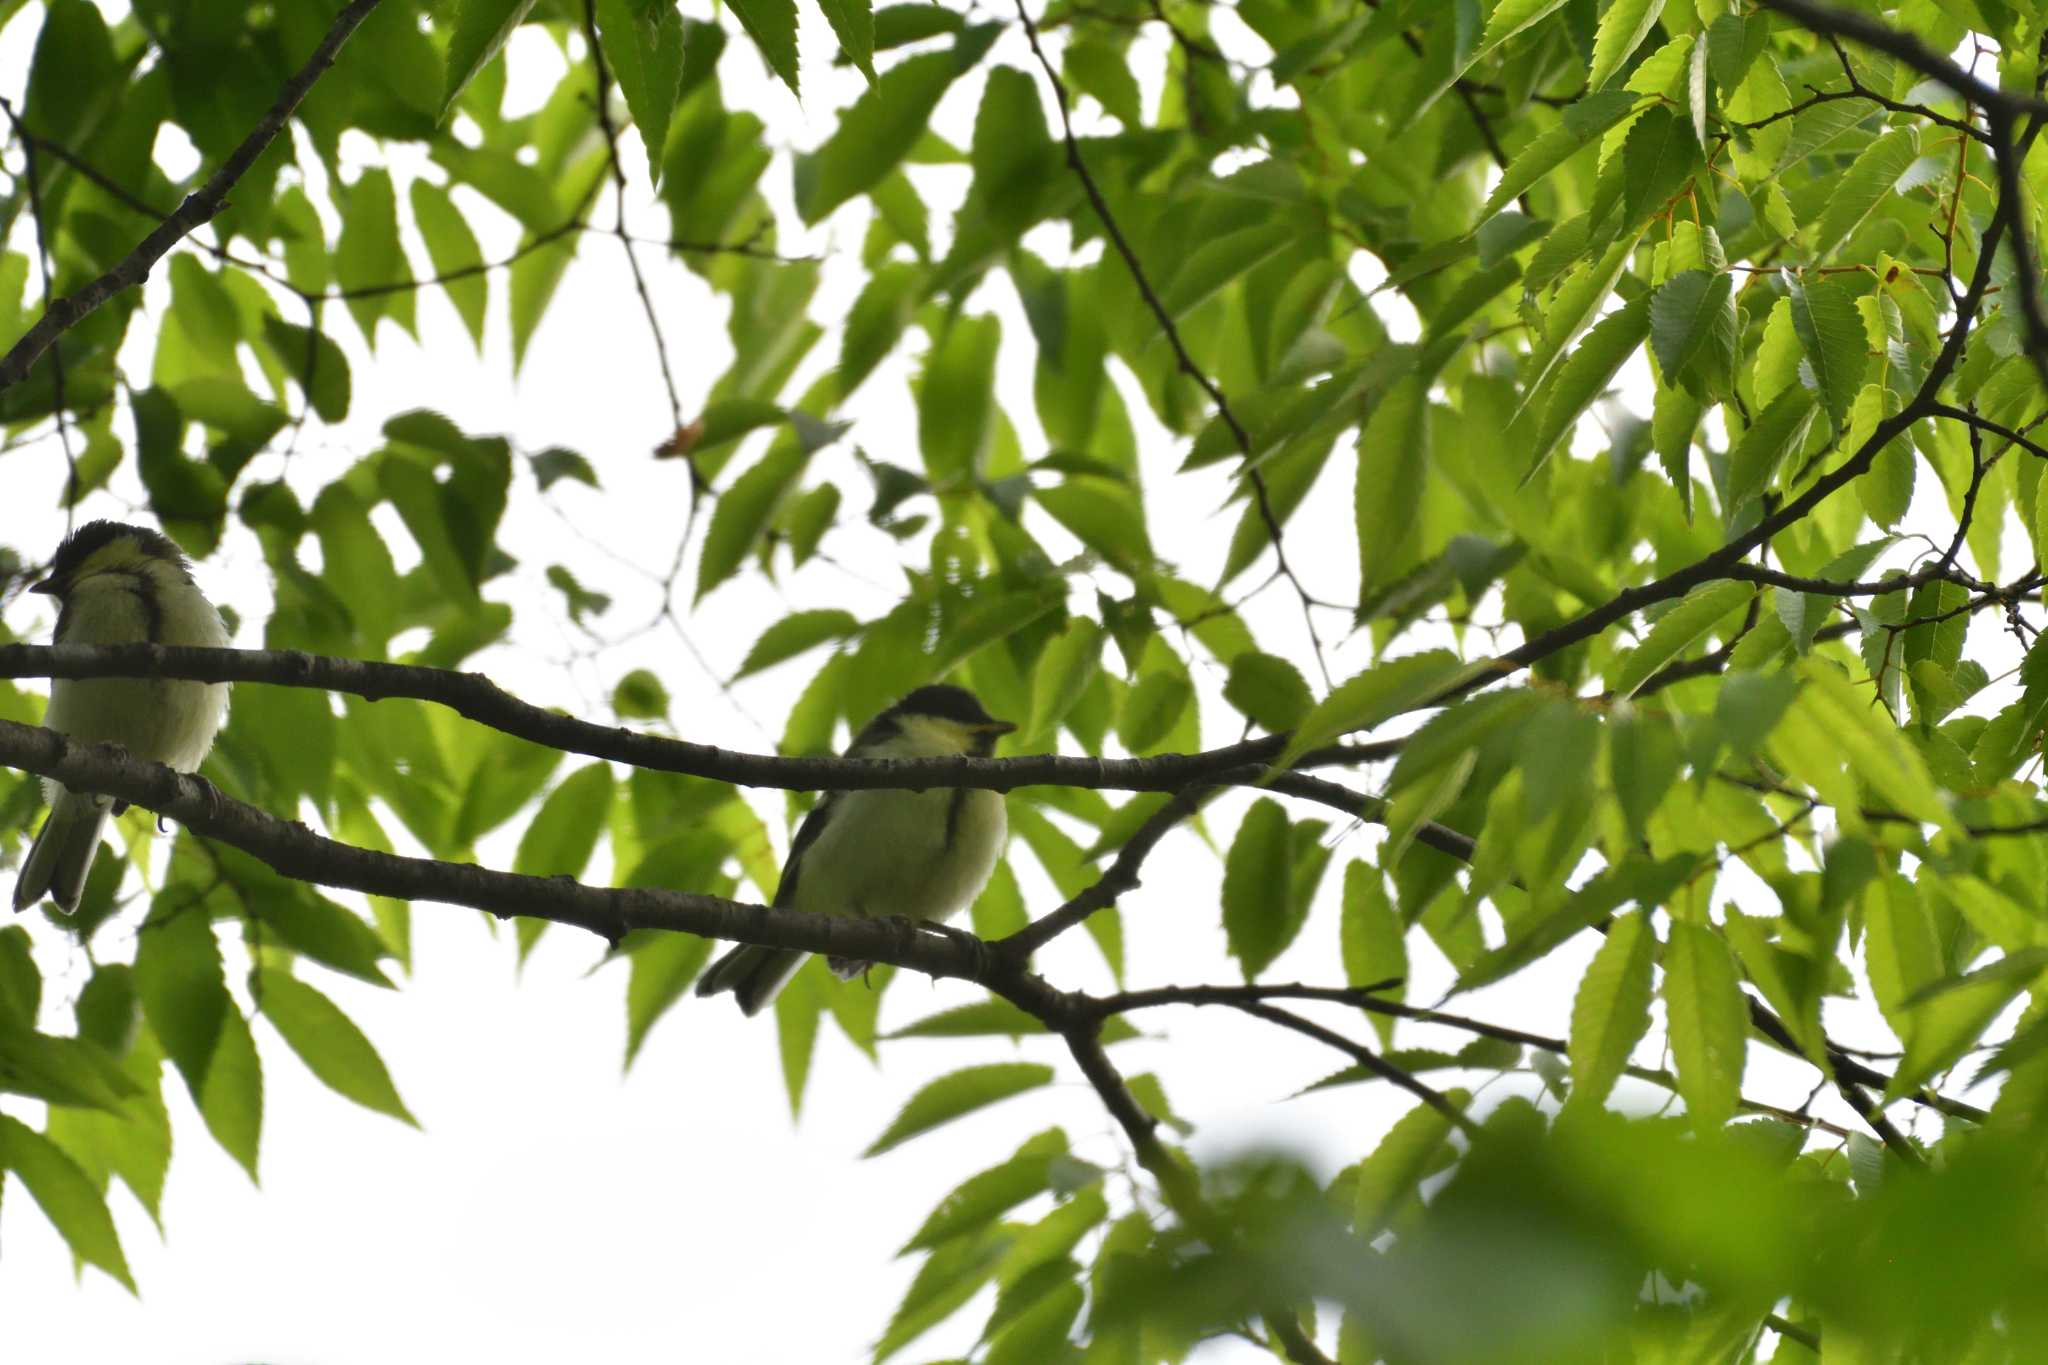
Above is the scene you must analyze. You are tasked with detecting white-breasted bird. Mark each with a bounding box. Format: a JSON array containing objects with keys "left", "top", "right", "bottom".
[
  {"left": 12, "top": 521, "right": 230, "bottom": 915},
  {"left": 695, "top": 683, "right": 1015, "bottom": 1015}
]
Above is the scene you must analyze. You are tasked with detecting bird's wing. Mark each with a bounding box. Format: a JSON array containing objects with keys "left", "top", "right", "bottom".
[{"left": 774, "top": 790, "right": 842, "bottom": 909}]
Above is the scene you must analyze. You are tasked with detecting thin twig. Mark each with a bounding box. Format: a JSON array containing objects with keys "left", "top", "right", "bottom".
[
  {"left": 0, "top": 96, "right": 74, "bottom": 510},
  {"left": 580, "top": 0, "right": 685, "bottom": 431},
  {"left": 1010, "top": 0, "right": 1333, "bottom": 687}
]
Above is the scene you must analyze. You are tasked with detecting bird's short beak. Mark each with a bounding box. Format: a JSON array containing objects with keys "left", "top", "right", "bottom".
[
  {"left": 979, "top": 719, "right": 1017, "bottom": 736},
  {"left": 27, "top": 577, "right": 55, "bottom": 596}
]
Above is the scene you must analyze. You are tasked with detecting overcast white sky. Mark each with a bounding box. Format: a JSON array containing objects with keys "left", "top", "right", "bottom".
[{"left": 0, "top": 3, "right": 1986, "bottom": 1361}]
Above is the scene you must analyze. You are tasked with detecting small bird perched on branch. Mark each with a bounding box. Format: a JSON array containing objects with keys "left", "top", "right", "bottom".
[
  {"left": 13, "top": 521, "right": 230, "bottom": 915},
  {"left": 695, "top": 684, "right": 1015, "bottom": 1015}
]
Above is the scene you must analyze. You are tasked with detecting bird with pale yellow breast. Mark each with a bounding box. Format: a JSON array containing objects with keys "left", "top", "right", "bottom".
[
  {"left": 695, "top": 684, "right": 1014, "bottom": 1015},
  {"left": 13, "top": 521, "right": 230, "bottom": 915}
]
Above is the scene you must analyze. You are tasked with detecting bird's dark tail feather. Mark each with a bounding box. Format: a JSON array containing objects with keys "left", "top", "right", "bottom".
[{"left": 695, "top": 942, "right": 807, "bottom": 1016}]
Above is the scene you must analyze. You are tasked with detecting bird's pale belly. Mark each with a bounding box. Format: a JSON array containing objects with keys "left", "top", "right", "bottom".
[{"left": 797, "top": 786, "right": 1007, "bottom": 924}]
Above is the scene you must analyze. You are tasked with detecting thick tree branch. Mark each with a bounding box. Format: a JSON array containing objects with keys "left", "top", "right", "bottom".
[
  {"left": 0, "top": 642, "right": 1297, "bottom": 792},
  {"left": 0, "top": 717, "right": 1089, "bottom": 1022},
  {"left": 0, "top": 0, "right": 387, "bottom": 393}
]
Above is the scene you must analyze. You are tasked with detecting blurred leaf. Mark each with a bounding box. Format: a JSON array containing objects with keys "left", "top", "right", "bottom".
[{"left": 1662, "top": 919, "right": 1746, "bottom": 1131}]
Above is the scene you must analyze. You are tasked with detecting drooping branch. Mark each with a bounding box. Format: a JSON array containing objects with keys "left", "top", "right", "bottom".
[{"left": 0, "top": 0, "right": 388, "bottom": 393}]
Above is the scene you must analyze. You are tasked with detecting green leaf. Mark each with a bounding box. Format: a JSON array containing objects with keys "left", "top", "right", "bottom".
[
  {"left": 1609, "top": 708, "right": 1681, "bottom": 842},
  {"left": 697, "top": 442, "right": 805, "bottom": 599},
  {"left": 507, "top": 228, "right": 579, "bottom": 373},
  {"left": 774, "top": 963, "right": 824, "bottom": 1117},
  {"left": 1282, "top": 649, "right": 1469, "bottom": 767},
  {"left": 1340, "top": 862, "right": 1407, "bottom": 1046},
  {"left": 1789, "top": 274, "right": 1869, "bottom": 432},
  {"left": 1648, "top": 269, "right": 1734, "bottom": 386},
  {"left": 1473, "top": 0, "right": 1569, "bottom": 66},
  {"left": 1813, "top": 125, "right": 1920, "bottom": 258},
  {"left": 133, "top": 898, "right": 227, "bottom": 1101},
  {"left": 260, "top": 315, "right": 351, "bottom": 423},
  {"left": 864, "top": 1063, "right": 1055, "bottom": 1157},
  {"left": 816, "top": 0, "right": 876, "bottom": 80},
  {"left": 1779, "top": 537, "right": 1895, "bottom": 653},
  {"left": 886, "top": 999, "right": 1047, "bottom": 1039},
  {"left": 1621, "top": 106, "right": 1701, "bottom": 227},
  {"left": 1352, "top": 1091, "right": 1468, "bottom": 1235},
  {"left": 255, "top": 892, "right": 394, "bottom": 989},
  {"left": 1477, "top": 90, "right": 1640, "bottom": 220},
  {"left": 1779, "top": 659, "right": 1960, "bottom": 836},
  {"left": 442, "top": 0, "right": 540, "bottom": 114},
  {"left": 255, "top": 969, "right": 415, "bottom": 1125},
  {"left": 595, "top": 0, "right": 686, "bottom": 184},
  {"left": 531, "top": 446, "right": 597, "bottom": 490},
  {"left": 0, "top": 1114, "right": 132, "bottom": 1290},
  {"left": 625, "top": 933, "right": 715, "bottom": 1064},
  {"left": 839, "top": 261, "right": 921, "bottom": 397},
  {"left": 1608, "top": 580, "right": 1755, "bottom": 697},
  {"left": 1222, "top": 799, "right": 1295, "bottom": 979},
  {"left": 1035, "top": 477, "right": 1152, "bottom": 573},
  {"left": 795, "top": 47, "right": 975, "bottom": 222},
  {"left": 1865, "top": 876, "right": 1941, "bottom": 1041},
  {"left": 407, "top": 183, "right": 487, "bottom": 348},
  {"left": 1224, "top": 651, "right": 1313, "bottom": 732},
  {"left": 1725, "top": 386, "right": 1818, "bottom": 510},
  {"left": 918, "top": 312, "right": 1001, "bottom": 482},
  {"left": 874, "top": 1224, "right": 1008, "bottom": 1360},
  {"left": 1027, "top": 617, "right": 1104, "bottom": 744},
  {"left": 1356, "top": 375, "right": 1431, "bottom": 598},
  {"left": 513, "top": 763, "right": 614, "bottom": 880},
  {"left": 728, "top": 0, "right": 800, "bottom": 93},
  {"left": 1117, "top": 666, "right": 1193, "bottom": 756},
  {"left": 336, "top": 168, "right": 410, "bottom": 344},
  {"left": 1663, "top": 919, "right": 1746, "bottom": 1132},
  {"left": 1888, "top": 957, "right": 2040, "bottom": 1102},
  {"left": 1527, "top": 292, "right": 1650, "bottom": 475},
  {"left": 901, "top": 1129, "right": 1068, "bottom": 1253},
  {"left": 1566, "top": 910, "right": 1657, "bottom": 1110},
  {"left": 734, "top": 610, "right": 862, "bottom": 680},
  {"left": 1653, "top": 383, "right": 1701, "bottom": 519},
  {"left": 198, "top": 1003, "right": 263, "bottom": 1180},
  {"left": 0, "top": 927, "right": 36, "bottom": 1024},
  {"left": 1588, "top": 0, "right": 1665, "bottom": 91}
]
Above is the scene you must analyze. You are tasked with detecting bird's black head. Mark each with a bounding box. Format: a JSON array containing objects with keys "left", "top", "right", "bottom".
[
  {"left": 856, "top": 684, "right": 1016, "bottom": 756},
  {"left": 33, "top": 521, "right": 190, "bottom": 596},
  {"left": 894, "top": 684, "right": 1009, "bottom": 729}
]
